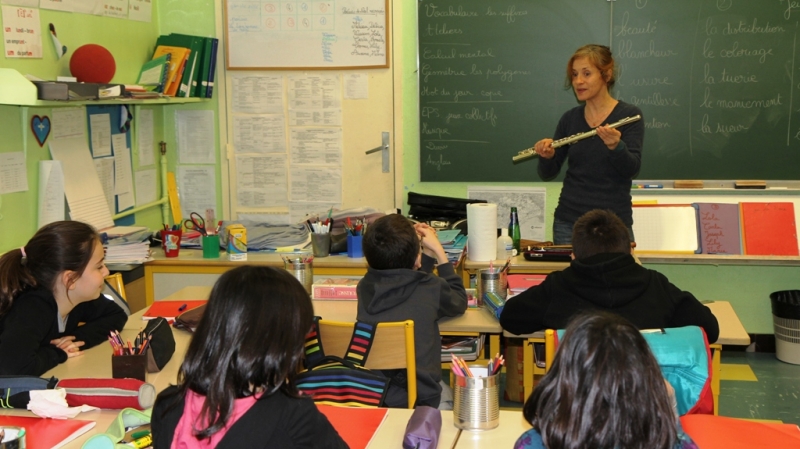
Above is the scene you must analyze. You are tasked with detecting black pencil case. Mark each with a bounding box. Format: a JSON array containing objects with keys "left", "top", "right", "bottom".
[
  {"left": 143, "top": 317, "right": 175, "bottom": 372},
  {"left": 523, "top": 248, "right": 572, "bottom": 262}
]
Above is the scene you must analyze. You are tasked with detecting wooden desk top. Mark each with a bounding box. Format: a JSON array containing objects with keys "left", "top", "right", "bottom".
[
  {"left": 147, "top": 249, "right": 367, "bottom": 269},
  {"left": 164, "top": 286, "right": 503, "bottom": 334},
  {"left": 501, "top": 301, "right": 750, "bottom": 346},
  {"left": 464, "top": 253, "right": 800, "bottom": 270}
]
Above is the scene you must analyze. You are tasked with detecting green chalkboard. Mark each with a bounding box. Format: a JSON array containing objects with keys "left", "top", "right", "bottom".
[{"left": 418, "top": 0, "right": 800, "bottom": 181}]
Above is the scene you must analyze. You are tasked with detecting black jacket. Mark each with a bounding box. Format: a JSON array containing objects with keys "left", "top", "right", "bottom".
[
  {"left": 0, "top": 288, "right": 127, "bottom": 375},
  {"left": 357, "top": 254, "right": 468, "bottom": 407},
  {"left": 152, "top": 386, "right": 348, "bottom": 449},
  {"left": 500, "top": 253, "right": 720, "bottom": 342}
]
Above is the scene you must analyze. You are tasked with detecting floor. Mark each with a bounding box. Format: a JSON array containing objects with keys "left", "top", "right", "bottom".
[{"left": 496, "top": 351, "right": 800, "bottom": 425}]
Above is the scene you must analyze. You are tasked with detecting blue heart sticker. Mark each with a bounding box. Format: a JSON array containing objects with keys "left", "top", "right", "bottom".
[{"left": 31, "top": 115, "right": 51, "bottom": 146}]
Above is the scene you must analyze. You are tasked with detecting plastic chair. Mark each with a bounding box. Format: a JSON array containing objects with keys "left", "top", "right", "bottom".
[
  {"left": 316, "top": 319, "right": 417, "bottom": 408},
  {"left": 103, "top": 273, "right": 131, "bottom": 316}
]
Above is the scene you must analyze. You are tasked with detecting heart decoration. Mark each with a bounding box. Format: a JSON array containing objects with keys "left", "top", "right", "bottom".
[{"left": 31, "top": 115, "right": 51, "bottom": 147}]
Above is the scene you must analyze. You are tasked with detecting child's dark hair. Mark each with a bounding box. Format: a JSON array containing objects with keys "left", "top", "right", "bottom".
[
  {"left": 0, "top": 221, "right": 100, "bottom": 317},
  {"left": 172, "top": 266, "right": 313, "bottom": 439},
  {"left": 523, "top": 311, "right": 677, "bottom": 449},
  {"left": 363, "top": 214, "right": 419, "bottom": 270},
  {"left": 571, "top": 209, "right": 631, "bottom": 260}
]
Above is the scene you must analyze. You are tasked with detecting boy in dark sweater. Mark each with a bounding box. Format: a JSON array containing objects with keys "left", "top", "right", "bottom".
[
  {"left": 500, "top": 209, "right": 719, "bottom": 342},
  {"left": 357, "top": 214, "right": 468, "bottom": 408}
]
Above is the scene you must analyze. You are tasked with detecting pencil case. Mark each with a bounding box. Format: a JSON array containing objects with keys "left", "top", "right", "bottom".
[
  {"left": 143, "top": 317, "right": 176, "bottom": 372},
  {"left": 57, "top": 378, "right": 156, "bottom": 410},
  {"left": 81, "top": 407, "right": 151, "bottom": 449}
]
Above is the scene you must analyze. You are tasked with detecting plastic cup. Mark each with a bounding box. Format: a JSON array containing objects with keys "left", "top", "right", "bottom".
[
  {"left": 311, "top": 233, "right": 331, "bottom": 257},
  {"left": 202, "top": 234, "right": 221, "bottom": 259},
  {"left": 347, "top": 235, "right": 364, "bottom": 258},
  {"left": 160, "top": 229, "right": 182, "bottom": 258}
]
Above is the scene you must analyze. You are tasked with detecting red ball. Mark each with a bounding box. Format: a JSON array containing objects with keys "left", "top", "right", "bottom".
[{"left": 69, "top": 44, "right": 116, "bottom": 83}]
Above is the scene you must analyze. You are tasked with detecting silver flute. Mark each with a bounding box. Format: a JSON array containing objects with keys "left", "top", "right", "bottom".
[{"left": 512, "top": 114, "right": 642, "bottom": 163}]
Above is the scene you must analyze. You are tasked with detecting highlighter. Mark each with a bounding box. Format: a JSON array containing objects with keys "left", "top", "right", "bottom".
[{"left": 127, "top": 434, "right": 152, "bottom": 448}]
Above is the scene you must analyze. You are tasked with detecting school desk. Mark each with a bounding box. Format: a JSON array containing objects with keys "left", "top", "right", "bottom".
[
  {"left": 144, "top": 249, "right": 373, "bottom": 305},
  {"left": 164, "top": 286, "right": 504, "bottom": 362},
  {"left": 505, "top": 301, "right": 750, "bottom": 414}
]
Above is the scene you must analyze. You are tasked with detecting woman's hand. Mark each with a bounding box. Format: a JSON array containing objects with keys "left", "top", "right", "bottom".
[
  {"left": 534, "top": 138, "right": 555, "bottom": 159},
  {"left": 596, "top": 124, "right": 621, "bottom": 150},
  {"left": 51, "top": 336, "right": 85, "bottom": 358}
]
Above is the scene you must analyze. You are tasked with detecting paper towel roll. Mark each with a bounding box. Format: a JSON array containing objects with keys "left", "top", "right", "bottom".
[{"left": 467, "top": 203, "right": 498, "bottom": 261}]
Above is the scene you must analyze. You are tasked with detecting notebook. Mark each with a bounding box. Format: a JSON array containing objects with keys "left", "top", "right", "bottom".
[
  {"left": 0, "top": 415, "right": 95, "bottom": 449},
  {"left": 695, "top": 203, "right": 742, "bottom": 255},
  {"left": 507, "top": 274, "right": 546, "bottom": 294},
  {"left": 740, "top": 202, "right": 799, "bottom": 256},
  {"left": 316, "top": 405, "right": 388, "bottom": 449}
]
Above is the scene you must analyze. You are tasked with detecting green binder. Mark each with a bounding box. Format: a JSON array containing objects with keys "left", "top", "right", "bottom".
[{"left": 155, "top": 34, "right": 203, "bottom": 98}]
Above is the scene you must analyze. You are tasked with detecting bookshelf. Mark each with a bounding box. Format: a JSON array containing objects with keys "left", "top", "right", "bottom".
[{"left": 0, "top": 68, "right": 206, "bottom": 107}]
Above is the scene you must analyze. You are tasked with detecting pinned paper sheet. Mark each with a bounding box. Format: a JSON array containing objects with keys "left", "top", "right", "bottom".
[{"left": 38, "top": 160, "right": 65, "bottom": 228}]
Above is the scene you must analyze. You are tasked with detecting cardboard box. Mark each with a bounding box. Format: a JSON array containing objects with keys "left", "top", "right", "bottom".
[{"left": 227, "top": 224, "right": 247, "bottom": 261}]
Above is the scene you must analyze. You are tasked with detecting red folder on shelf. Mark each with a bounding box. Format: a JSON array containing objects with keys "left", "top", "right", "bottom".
[
  {"left": 316, "top": 405, "right": 388, "bottom": 449},
  {"left": 0, "top": 415, "right": 95, "bottom": 449},
  {"left": 142, "top": 300, "right": 207, "bottom": 321},
  {"left": 740, "top": 202, "right": 799, "bottom": 256},
  {"left": 507, "top": 274, "right": 546, "bottom": 294}
]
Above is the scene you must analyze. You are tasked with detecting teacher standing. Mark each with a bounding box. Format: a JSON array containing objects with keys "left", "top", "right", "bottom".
[{"left": 533, "top": 44, "right": 644, "bottom": 244}]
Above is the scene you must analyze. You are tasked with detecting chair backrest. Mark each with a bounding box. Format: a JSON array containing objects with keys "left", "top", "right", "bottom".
[
  {"left": 103, "top": 273, "right": 130, "bottom": 315},
  {"left": 545, "top": 326, "right": 713, "bottom": 416},
  {"left": 317, "top": 319, "right": 417, "bottom": 408}
]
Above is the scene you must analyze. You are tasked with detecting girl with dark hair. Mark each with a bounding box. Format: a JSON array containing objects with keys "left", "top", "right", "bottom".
[
  {"left": 151, "top": 266, "right": 347, "bottom": 449},
  {"left": 0, "top": 221, "right": 127, "bottom": 375},
  {"left": 514, "top": 311, "right": 697, "bottom": 449}
]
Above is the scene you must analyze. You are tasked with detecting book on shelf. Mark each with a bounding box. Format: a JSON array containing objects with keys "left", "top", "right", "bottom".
[
  {"left": 157, "top": 34, "right": 204, "bottom": 98},
  {"left": 151, "top": 45, "right": 190, "bottom": 97},
  {"left": 312, "top": 278, "right": 360, "bottom": 300},
  {"left": 136, "top": 53, "right": 171, "bottom": 93},
  {"left": 441, "top": 335, "right": 484, "bottom": 361},
  {"left": 196, "top": 36, "right": 214, "bottom": 97},
  {"left": 0, "top": 415, "right": 95, "bottom": 449}
]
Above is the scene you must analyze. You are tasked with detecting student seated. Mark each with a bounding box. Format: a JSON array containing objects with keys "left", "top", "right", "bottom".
[
  {"left": 357, "top": 214, "right": 468, "bottom": 408},
  {"left": 515, "top": 311, "right": 698, "bottom": 449},
  {"left": 152, "top": 266, "right": 347, "bottom": 449},
  {"left": 0, "top": 221, "right": 127, "bottom": 376},
  {"left": 500, "top": 209, "right": 719, "bottom": 342}
]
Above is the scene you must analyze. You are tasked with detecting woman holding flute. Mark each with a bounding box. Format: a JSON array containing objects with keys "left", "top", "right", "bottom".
[{"left": 532, "top": 44, "right": 644, "bottom": 244}]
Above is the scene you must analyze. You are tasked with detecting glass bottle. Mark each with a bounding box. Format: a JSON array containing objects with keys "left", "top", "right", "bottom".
[
  {"left": 496, "top": 228, "right": 513, "bottom": 260},
  {"left": 509, "top": 207, "right": 521, "bottom": 254}
]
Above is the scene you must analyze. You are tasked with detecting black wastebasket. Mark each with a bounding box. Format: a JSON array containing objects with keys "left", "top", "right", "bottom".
[{"left": 770, "top": 290, "right": 800, "bottom": 365}]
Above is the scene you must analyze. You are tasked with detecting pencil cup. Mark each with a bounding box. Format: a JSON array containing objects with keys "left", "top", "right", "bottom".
[
  {"left": 347, "top": 235, "right": 364, "bottom": 258},
  {"left": 453, "top": 367, "right": 500, "bottom": 431},
  {"left": 311, "top": 233, "right": 331, "bottom": 257},
  {"left": 112, "top": 354, "right": 147, "bottom": 382},
  {"left": 284, "top": 257, "right": 313, "bottom": 294},
  {"left": 478, "top": 268, "right": 507, "bottom": 306},
  {"left": 160, "top": 229, "right": 182, "bottom": 258},
  {"left": 201, "top": 234, "right": 221, "bottom": 259}
]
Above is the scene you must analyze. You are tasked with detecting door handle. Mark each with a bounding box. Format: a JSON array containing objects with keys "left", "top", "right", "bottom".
[{"left": 365, "top": 131, "right": 390, "bottom": 173}]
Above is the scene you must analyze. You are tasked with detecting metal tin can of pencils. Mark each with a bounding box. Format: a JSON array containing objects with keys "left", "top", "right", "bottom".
[
  {"left": 478, "top": 268, "right": 508, "bottom": 305},
  {"left": 453, "top": 367, "right": 500, "bottom": 430},
  {"left": 0, "top": 426, "right": 26, "bottom": 449},
  {"left": 284, "top": 256, "right": 313, "bottom": 294}
]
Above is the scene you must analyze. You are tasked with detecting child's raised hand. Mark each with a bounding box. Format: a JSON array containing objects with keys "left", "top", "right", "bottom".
[
  {"left": 51, "top": 336, "right": 85, "bottom": 358},
  {"left": 415, "top": 224, "right": 448, "bottom": 264}
]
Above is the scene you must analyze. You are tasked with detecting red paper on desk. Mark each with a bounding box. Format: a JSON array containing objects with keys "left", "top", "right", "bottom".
[
  {"left": 0, "top": 415, "right": 95, "bottom": 449},
  {"left": 142, "top": 300, "right": 207, "bottom": 321},
  {"left": 316, "top": 404, "right": 388, "bottom": 449},
  {"left": 681, "top": 414, "right": 800, "bottom": 448},
  {"left": 507, "top": 274, "right": 546, "bottom": 294}
]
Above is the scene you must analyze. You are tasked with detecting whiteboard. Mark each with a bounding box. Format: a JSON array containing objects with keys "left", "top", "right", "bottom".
[
  {"left": 632, "top": 205, "right": 700, "bottom": 254},
  {"left": 225, "top": 0, "right": 389, "bottom": 69}
]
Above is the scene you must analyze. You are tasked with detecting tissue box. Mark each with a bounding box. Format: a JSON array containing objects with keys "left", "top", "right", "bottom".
[{"left": 227, "top": 224, "right": 247, "bottom": 261}]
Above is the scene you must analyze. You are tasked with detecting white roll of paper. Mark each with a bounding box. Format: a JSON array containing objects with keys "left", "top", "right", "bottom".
[{"left": 467, "top": 203, "right": 498, "bottom": 261}]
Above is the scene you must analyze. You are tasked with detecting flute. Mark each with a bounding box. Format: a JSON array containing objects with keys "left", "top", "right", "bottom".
[{"left": 512, "top": 114, "right": 642, "bottom": 163}]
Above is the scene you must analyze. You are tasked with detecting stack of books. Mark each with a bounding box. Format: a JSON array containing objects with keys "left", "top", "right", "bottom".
[
  {"left": 438, "top": 230, "right": 467, "bottom": 265},
  {"left": 140, "top": 33, "right": 219, "bottom": 98},
  {"left": 507, "top": 274, "right": 546, "bottom": 297},
  {"left": 104, "top": 228, "right": 152, "bottom": 264}
]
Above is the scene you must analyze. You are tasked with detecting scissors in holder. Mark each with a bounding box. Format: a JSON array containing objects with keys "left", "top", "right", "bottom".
[{"left": 184, "top": 212, "right": 207, "bottom": 235}]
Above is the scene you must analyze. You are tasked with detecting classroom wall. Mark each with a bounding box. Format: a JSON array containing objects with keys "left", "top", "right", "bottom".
[{"left": 0, "top": 0, "right": 219, "bottom": 253}]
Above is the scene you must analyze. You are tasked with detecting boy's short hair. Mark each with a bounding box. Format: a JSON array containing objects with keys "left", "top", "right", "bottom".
[
  {"left": 363, "top": 214, "right": 419, "bottom": 270},
  {"left": 571, "top": 209, "right": 631, "bottom": 260}
]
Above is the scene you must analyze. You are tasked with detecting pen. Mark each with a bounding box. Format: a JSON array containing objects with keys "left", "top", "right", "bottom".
[{"left": 177, "top": 303, "right": 188, "bottom": 312}]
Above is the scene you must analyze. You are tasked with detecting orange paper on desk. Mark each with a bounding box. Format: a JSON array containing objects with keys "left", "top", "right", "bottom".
[
  {"left": 740, "top": 202, "right": 799, "bottom": 256},
  {"left": 0, "top": 415, "right": 95, "bottom": 449},
  {"left": 143, "top": 300, "right": 207, "bottom": 321},
  {"left": 316, "top": 404, "right": 388, "bottom": 449}
]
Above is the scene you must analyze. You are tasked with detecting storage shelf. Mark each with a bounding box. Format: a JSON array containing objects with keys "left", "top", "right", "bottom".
[{"left": 0, "top": 68, "right": 207, "bottom": 107}]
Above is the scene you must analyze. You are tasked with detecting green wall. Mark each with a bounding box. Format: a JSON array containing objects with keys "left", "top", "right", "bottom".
[
  {"left": 397, "top": 0, "right": 794, "bottom": 335},
  {"left": 0, "top": 0, "right": 218, "bottom": 253}
]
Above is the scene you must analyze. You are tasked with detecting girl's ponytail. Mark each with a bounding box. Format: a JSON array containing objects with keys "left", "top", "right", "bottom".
[{"left": 0, "top": 248, "right": 37, "bottom": 316}]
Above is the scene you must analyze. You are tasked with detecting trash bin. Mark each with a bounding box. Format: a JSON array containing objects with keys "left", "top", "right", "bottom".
[{"left": 770, "top": 290, "right": 800, "bottom": 365}]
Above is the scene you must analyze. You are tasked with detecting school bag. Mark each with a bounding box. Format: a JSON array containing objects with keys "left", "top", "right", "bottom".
[
  {"left": 555, "top": 326, "right": 713, "bottom": 416},
  {"left": 296, "top": 318, "right": 390, "bottom": 407}
]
